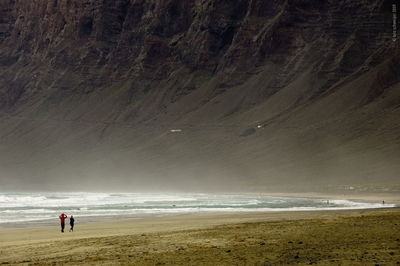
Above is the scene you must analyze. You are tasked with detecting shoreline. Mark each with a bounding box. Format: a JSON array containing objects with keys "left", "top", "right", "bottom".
[
  {"left": 262, "top": 191, "right": 400, "bottom": 204},
  {"left": 0, "top": 204, "right": 397, "bottom": 230},
  {"left": 1, "top": 207, "right": 398, "bottom": 243},
  {"left": 0, "top": 191, "right": 398, "bottom": 229}
]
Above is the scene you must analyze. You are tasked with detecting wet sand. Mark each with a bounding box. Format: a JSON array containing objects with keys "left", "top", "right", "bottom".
[{"left": 1, "top": 207, "right": 399, "bottom": 265}]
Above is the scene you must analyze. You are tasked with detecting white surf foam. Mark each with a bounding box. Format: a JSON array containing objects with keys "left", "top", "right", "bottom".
[{"left": 0, "top": 192, "right": 395, "bottom": 225}]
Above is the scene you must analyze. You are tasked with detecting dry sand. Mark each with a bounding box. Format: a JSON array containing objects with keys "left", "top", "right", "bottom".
[{"left": 1, "top": 207, "right": 400, "bottom": 265}]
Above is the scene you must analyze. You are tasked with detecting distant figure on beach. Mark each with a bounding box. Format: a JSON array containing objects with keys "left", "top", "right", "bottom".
[
  {"left": 382, "top": 200, "right": 385, "bottom": 205},
  {"left": 59, "top": 213, "right": 67, "bottom": 233},
  {"left": 69, "top": 215, "right": 75, "bottom": 232}
]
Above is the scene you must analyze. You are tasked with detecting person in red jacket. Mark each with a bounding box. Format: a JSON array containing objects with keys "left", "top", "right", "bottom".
[{"left": 59, "top": 213, "right": 67, "bottom": 233}]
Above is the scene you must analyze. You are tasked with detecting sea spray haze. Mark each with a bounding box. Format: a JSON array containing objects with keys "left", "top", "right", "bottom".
[{"left": 0, "top": 0, "right": 399, "bottom": 192}]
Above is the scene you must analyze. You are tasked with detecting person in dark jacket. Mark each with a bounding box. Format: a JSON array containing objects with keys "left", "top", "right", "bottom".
[
  {"left": 59, "top": 213, "right": 67, "bottom": 233},
  {"left": 69, "top": 215, "right": 75, "bottom": 232}
]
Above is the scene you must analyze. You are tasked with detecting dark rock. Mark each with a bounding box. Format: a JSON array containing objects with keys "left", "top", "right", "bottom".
[{"left": 240, "top": 128, "right": 256, "bottom": 137}]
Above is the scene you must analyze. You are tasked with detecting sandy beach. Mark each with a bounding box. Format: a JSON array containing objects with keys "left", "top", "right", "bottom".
[{"left": 1, "top": 206, "right": 399, "bottom": 265}]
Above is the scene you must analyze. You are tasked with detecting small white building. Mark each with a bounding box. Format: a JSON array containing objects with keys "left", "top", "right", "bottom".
[{"left": 170, "top": 129, "right": 182, "bottom": 133}]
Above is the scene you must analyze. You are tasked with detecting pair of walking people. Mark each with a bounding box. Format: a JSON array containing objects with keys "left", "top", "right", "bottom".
[{"left": 59, "top": 213, "right": 74, "bottom": 233}]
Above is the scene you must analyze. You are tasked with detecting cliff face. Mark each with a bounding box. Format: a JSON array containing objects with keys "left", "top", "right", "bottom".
[{"left": 0, "top": 0, "right": 399, "bottom": 191}]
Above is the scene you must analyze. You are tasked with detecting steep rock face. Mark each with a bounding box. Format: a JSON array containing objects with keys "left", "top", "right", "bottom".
[{"left": 0, "top": 0, "right": 399, "bottom": 191}]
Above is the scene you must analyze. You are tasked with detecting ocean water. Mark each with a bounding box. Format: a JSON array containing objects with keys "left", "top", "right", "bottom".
[{"left": 0, "top": 192, "right": 394, "bottom": 225}]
